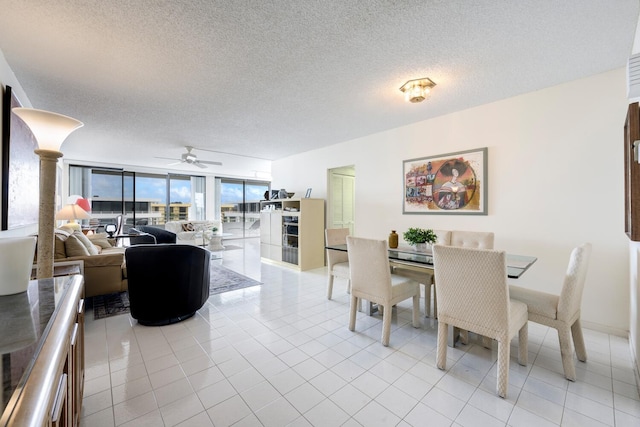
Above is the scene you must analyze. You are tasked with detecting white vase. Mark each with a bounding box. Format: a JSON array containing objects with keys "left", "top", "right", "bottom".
[
  {"left": 415, "top": 243, "right": 428, "bottom": 252},
  {"left": 0, "top": 236, "right": 37, "bottom": 295}
]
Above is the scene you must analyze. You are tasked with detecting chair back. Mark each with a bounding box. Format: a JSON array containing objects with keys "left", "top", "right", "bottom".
[
  {"left": 450, "top": 230, "right": 494, "bottom": 249},
  {"left": 433, "top": 229, "right": 452, "bottom": 245},
  {"left": 125, "top": 244, "right": 210, "bottom": 325},
  {"left": 557, "top": 243, "right": 592, "bottom": 321},
  {"left": 433, "top": 245, "right": 509, "bottom": 337},
  {"left": 326, "top": 228, "right": 349, "bottom": 267},
  {"left": 347, "top": 236, "right": 392, "bottom": 301}
]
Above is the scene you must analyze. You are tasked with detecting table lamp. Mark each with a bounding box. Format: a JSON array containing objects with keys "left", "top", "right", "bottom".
[
  {"left": 56, "top": 204, "right": 91, "bottom": 230},
  {"left": 11, "top": 108, "right": 83, "bottom": 279}
]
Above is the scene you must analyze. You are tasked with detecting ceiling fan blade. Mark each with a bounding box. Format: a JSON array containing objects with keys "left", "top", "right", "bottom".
[
  {"left": 155, "top": 156, "right": 181, "bottom": 161},
  {"left": 167, "top": 161, "right": 183, "bottom": 166},
  {"left": 194, "top": 162, "right": 208, "bottom": 169},
  {"left": 198, "top": 160, "right": 223, "bottom": 166}
]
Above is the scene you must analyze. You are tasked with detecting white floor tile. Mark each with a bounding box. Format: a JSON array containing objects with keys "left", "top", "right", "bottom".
[{"left": 80, "top": 238, "right": 639, "bottom": 427}]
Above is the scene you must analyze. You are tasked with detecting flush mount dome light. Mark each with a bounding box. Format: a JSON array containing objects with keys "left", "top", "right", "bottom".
[{"left": 399, "top": 77, "right": 436, "bottom": 103}]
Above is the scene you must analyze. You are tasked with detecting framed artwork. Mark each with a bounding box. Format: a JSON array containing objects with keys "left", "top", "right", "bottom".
[
  {"left": 305, "top": 188, "right": 312, "bottom": 198},
  {"left": 1, "top": 85, "right": 40, "bottom": 230},
  {"left": 403, "top": 147, "right": 488, "bottom": 215}
]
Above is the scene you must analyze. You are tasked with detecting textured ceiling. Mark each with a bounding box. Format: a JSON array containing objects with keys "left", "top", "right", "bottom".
[{"left": 0, "top": 0, "right": 638, "bottom": 173}]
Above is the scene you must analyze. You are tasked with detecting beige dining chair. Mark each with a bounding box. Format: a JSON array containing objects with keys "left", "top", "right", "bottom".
[
  {"left": 347, "top": 236, "right": 421, "bottom": 346},
  {"left": 509, "top": 243, "right": 592, "bottom": 381},
  {"left": 325, "top": 228, "right": 351, "bottom": 299},
  {"left": 433, "top": 244, "right": 528, "bottom": 398},
  {"left": 393, "top": 229, "right": 451, "bottom": 318},
  {"left": 450, "top": 230, "right": 494, "bottom": 344}
]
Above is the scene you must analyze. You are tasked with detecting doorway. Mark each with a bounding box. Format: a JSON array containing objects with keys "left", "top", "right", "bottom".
[{"left": 328, "top": 166, "right": 355, "bottom": 234}]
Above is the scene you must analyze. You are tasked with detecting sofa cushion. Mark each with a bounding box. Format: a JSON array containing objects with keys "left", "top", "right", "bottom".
[
  {"left": 65, "top": 234, "right": 91, "bottom": 257},
  {"left": 73, "top": 230, "right": 99, "bottom": 255},
  {"left": 88, "top": 233, "right": 114, "bottom": 249},
  {"left": 54, "top": 235, "right": 68, "bottom": 259}
]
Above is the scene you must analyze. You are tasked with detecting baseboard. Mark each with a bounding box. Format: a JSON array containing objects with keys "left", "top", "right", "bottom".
[
  {"left": 630, "top": 333, "right": 640, "bottom": 400},
  {"left": 581, "top": 319, "right": 627, "bottom": 338}
]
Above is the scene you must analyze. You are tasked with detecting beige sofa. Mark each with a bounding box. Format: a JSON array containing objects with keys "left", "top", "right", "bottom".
[
  {"left": 53, "top": 228, "right": 127, "bottom": 298},
  {"left": 164, "top": 220, "right": 222, "bottom": 246}
]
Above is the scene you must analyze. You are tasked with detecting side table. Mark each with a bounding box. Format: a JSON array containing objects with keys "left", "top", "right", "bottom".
[{"left": 207, "top": 233, "right": 233, "bottom": 251}]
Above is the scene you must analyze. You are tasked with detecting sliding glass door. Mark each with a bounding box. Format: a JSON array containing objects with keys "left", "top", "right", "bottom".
[{"left": 219, "top": 178, "right": 269, "bottom": 239}]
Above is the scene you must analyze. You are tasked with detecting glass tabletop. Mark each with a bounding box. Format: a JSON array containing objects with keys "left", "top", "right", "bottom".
[{"left": 325, "top": 244, "right": 537, "bottom": 279}]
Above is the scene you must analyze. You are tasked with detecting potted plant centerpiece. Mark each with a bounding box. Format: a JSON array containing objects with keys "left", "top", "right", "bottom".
[{"left": 403, "top": 227, "right": 437, "bottom": 251}]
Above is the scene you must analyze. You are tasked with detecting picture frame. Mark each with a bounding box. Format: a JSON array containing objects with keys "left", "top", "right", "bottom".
[
  {"left": 1, "top": 86, "right": 40, "bottom": 230},
  {"left": 403, "top": 147, "right": 488, "bottom": 215},
  {"left": 305, "top": 188, "right": 312, "bottom": 198}
]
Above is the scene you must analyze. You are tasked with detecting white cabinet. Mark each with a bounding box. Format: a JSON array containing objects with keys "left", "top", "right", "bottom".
[{"left": 260, "top": 198, "right": 325, "bottom": 271}]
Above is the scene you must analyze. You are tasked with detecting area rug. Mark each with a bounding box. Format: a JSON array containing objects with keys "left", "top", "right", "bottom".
[
  {"left": 92, "top": 265, "right": 261, "bottom": 319},
  {"left": 209, "top": 265, "right": 262, "bottom": 295},
  {"left": 92, "top": 291, "right": 130, "bottom": 320}
]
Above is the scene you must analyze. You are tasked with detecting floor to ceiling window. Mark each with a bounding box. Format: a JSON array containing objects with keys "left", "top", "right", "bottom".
[
  {"left": 69, "top": 165, "right": 206, "bottom": 230},
  {"left": 218, "top": 178, "right": 269, "bottom": 239}
]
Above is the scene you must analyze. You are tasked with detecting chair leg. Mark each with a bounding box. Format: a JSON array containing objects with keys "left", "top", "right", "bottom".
[
  {"left": 437, "top": 321, "right": 448, "bottom": 370},
  {"left": 327, "top": 274, "right": 335, "bottom": 300},
  {"left": 412, "top": 294, "right": 420, "bottom": 327},
  {"left": 349, "top": 295, "right": 358, "bottom": 331},
  {"left": 518, "top": 323, "right": 528, "bottom": 366},
  {"left": 571, "top": 319, "right": 587, "bottom": 362},
  {"left": 381, "top": 304, "right": 392, "bottom": 346},
  {"left": 497, "top": 338, "right": 510, "bottom": 398},
  {"left": 481, "top": 336, "right": 492, "bottom": 349},
  {"left": 557, "top": 325, "right": 576, "bottom": 381},
  {"left": 459, "top": 329, "right": 469, "bottom": 345}
]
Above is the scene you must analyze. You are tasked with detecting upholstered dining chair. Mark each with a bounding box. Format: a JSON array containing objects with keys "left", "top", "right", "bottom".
[
  {"left": 433, "top": 245, "right": 528, "bottom": 398},
  {"left": 325, "top": 228, "right": 351, "bottom": 299},
  {"left": 347, "top": 236, "right": 421, "bottom": 346},
  {"left": 450, "top": 230, "right": 494, "bottom": 344},
  {"left": 509, "top": 243, "right": 592, "bottom": 381},
  {"left": 393, "top": 229, "right": 451, "bottom": 318}
]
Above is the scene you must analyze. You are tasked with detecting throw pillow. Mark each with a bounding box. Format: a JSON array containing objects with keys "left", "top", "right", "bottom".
[
  {"left": 88, "top": 233, "right": 113, "bottom": 249},
  {"left": 73, "top": 231, "right": 99, "bottom": 256},
  {"left": 181, "top": 222, "right": 195, "bottom": 231},
  {"left": 65, "top": 235, "right": 91, "bottom": 257},
  {"left": 54, "top": 235, "right": 68, "bottom": 259}
]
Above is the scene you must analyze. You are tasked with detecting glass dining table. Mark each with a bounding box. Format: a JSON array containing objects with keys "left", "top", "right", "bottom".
[
  {"left": 325, "top": 244, "right": 537, "bottom": 279},
  {"left": 325, "top": 244, "right": 538, "bottom": 346}
]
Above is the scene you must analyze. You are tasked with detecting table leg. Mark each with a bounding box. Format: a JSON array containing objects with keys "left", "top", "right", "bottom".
[
  {"left": 208, "top": 235, "right": 225, "bottom": 251},
  {"left": 448, "top": 325, "right": 460, "bottom": 347}
]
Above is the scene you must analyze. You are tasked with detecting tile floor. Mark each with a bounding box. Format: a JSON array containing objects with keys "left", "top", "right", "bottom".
[{"left": 80, "top": 239, "right": 640, "bottom": 426}]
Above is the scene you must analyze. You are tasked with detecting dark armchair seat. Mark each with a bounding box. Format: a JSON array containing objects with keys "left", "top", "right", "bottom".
[{"left": 125, "top": 244, "right": 210, "bottom": 326}]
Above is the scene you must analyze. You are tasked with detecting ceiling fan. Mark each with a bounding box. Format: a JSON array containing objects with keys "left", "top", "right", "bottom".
[{"left": 156, "top": 146, "right": 222, "bottom": 168}]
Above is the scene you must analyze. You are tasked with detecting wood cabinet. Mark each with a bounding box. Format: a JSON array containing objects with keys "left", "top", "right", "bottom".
[
  {"left": 0, "top": 275, "right": 85, "bottom": 427},
  {"left": 260, "top": 198, "right": 325, "bottom": 271}
]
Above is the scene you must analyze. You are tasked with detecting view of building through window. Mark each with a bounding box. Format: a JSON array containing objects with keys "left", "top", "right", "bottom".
[
  {"left": 69, "top": 166, "right": 205, "bottom": 231},
  {"left": 220, "top": 179, "right": 269, "bottom": 238}
]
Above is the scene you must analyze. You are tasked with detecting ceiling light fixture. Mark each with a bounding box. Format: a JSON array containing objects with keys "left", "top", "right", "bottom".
[{"left": 399, "top": 77, "right": 436, "bottom": 103}]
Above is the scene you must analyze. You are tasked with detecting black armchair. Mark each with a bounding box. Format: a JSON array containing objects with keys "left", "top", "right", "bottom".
[
  {"left": 129, "top": 225, "right": 177, "bottom": 245},
  {"left": 125, "top": 244, "right": 210, "bottom": 326}
]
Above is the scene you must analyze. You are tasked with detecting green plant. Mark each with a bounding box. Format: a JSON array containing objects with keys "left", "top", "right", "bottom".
[
  {"left": 211, "top": 226, "right": 218, "bottom": 233},
  {"left": 403, "top": 227, "right": 437, "bottom": 245}
]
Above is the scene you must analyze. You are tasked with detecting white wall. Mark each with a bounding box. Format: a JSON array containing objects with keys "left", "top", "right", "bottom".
[
  {"left": 272, "top": 68, "right": 630, "bottom": 334},
  {"left": 0, "top": 50, "right": 37, "bottom": 238}
]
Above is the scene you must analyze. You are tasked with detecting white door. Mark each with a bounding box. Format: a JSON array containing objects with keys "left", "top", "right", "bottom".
[{"left": 328, "top": 167, "right": 355, "bottom": 234}]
